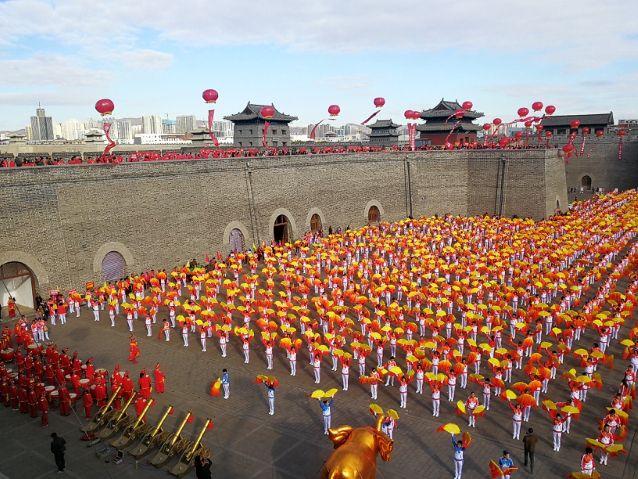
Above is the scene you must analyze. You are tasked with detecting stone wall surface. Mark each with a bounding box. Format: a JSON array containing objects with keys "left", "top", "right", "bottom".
[{"left": 1, "top": 149, "right": 567, "bottom": 293}]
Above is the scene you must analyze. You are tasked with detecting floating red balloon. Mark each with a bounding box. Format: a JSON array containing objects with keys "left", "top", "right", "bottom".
[
  {"left": 461, "top": 101, "right": 473, "bottom": 111},
  {"left": 524, "top": 120, "right": 533, "bottom": 128},
  {"left": 531, "top": 101, "right": 543, "bottom": 112},
  {"left": 411, "top": 110, "right": 421, "bottom": 120},
  {"left": 482, "top": 123, "right": 491, "bottom": 131},
  {"left": 328, "top": 105, "right": 341, "bottom": 117},
  {"left": 260, "top": 106, "right": 275, "bottom": 119},
  {"left": 404, "top": 110, "right": 414, "bottom": 120},
  {"left": 95, "top": 98, "right": 114, "bottom": 116},
  {"left": 517, "top": 107, "right": 529, "bottom": 118},
  {"left": 454, "top": 109, "right": 465, "bottom": 120},
  {"left": 570, "top": 120, "right": 581, "bottom": 129},
  {"left": 493, "top": 118, "right": 502, "bottom": 126},
  {"left": 202, "top": 89, "right": 218, "bottom": 103},
  {"left": 374, "top": 97, "right": 385, "bottom": 108},
  {"left": 545, "top": 105, "right": 556, "bottom": 115},
  {"left": 595, "top": 130, "right": 604, "bottom": 138}
]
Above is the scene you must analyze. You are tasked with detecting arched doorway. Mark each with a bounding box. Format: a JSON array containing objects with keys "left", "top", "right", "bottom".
[
  {"left": 581, "top": 175, "right": 592, "bottom": 190},
  {"left": 229, "top": 228, "right": 245, "bottom": 252},
  {"left": 102, "top": 251, "right": 126, "bottom": 281},
  {"left": 310, "top": 213, "right": 322, "bottom": 234},
  {"left": 556, "top": 199, "right": 561, "bottom": 210},
  {"left": 273, "top": 214, "right": 291, "bottom": 243},
  {"left": 368, "top": 205, "right": 381, "bottom": 225},
  {"left": 0, "top": 262, "right": 36, "bottom": 309}
]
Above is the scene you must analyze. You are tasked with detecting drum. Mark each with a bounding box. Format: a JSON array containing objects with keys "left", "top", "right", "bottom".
[
  {"left": 44, "top": 386, "right": 55, "bottom": 393},
  {"left": 79, "top": 379, "right": 90, "bottom": 387},
  {"left": 1, "top": 348, "right": 15, "bottom": 362},
  {"left": 50, "top": 390, "right": 59, "bottom": 398},
  {"left": 69, "top": 392, "right": 77, "bottom": 400},
  {"left": 95, "top": 368, "right": 107, "bottom": 374}
]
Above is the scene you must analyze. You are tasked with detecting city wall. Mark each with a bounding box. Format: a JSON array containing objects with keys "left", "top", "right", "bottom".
[{"left": 1, "top": 149, "right": 567, "bottom": 293}]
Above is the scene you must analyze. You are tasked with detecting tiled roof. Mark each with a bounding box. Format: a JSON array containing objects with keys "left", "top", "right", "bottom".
[
  {"left": 224, "top": 103, "right": 298, "bottom": 122},
  {"left": 540, "top": 113, "right": 614, "bottom": 127}
]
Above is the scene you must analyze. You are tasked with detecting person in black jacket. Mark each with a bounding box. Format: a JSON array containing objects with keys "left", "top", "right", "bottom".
[
  {"left": 194, "top": 451, "right": 212, "bottom": 479},
  {"left": 50, "top": 432, "right": 66, "bottom": 472}
]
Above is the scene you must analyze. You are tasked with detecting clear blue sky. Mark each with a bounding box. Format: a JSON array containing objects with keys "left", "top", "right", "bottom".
[{"left": 1, "top": 0, "right": 636, "bottom": 130}]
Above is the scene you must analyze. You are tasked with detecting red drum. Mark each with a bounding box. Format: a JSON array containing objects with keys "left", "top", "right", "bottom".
[{"left": 1, "top": 348, "right": 15, "bottom": 362}]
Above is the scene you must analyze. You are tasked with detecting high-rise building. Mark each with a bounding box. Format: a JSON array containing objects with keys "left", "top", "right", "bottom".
[
  {"left": 162, "top": 119, "right": 176, "bottom": 134},
  {"left": 212, "top": 120, "right": 234, "bottom": 139},
  {"left": 142, "top": 115, "right": 163, "bottom": 134},
  {"left": 60, "top": 119, "right": 85, "bottom": 141},
  {"left": 30, "top": 106, "right": 54, "bottom": 141},
  {"left": 116, "top": 120, "right": 132, "bottom": 141},
  {"left": 25, "top": 125, "right": 33, "bottom": 141},
  {"left": 176, "top": 115, "right": 197, "bottom": 134}
]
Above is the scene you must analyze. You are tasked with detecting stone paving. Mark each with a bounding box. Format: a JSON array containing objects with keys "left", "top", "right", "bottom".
[{"left": 1, "top": 298, "right": 636, "bottom": 479}]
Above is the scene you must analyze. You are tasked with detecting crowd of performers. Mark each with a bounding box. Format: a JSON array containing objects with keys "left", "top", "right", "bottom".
[
  {"left": 6, "top": 189, "right": 638, "bottom": 476},
  {"left": 0, "top": 324, "right": 166, "bottom": 428}
]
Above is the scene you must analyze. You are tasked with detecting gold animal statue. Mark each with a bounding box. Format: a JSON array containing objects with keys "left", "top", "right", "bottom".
[{"left": 319, "top": 413, "right": 394, "bottom": 479}]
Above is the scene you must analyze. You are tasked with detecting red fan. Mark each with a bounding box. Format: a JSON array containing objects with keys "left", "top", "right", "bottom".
[{"left": 518, "top": 394, "right": 536, "bottom": 407}]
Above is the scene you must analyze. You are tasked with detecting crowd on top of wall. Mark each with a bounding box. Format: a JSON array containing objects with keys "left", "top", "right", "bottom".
[{"left": 0, "top": 143, "right": 551, "bottom": 168}]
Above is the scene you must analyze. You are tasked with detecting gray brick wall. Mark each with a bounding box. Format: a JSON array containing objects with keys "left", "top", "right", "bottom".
[{"left": 0, "top": 149, "right": 566, "bottom": 293}]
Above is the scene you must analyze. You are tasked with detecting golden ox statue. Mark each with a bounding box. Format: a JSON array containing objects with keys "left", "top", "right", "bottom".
[{"left": 319, "top": 415, "right": 394, "bottom": 479}]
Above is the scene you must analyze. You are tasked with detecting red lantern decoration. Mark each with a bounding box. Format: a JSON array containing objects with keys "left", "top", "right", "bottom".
[
  {"left": 536, "top": 124, "right": 544, "bottom": 131},
  {"left": 562, "top": 144, "right": 574, "bottom": 154},
  {"left": 524, "top": 120, "right": 533, "bottom": 128},
  {"left": 545, "top": 131, "right": 553, "bottom": 138},
  {"left": 531, "top": 101, "right": 543, "bottom": 112},
  {"left": 328, "top": 105, "right": 341, "bottom": 117},
  {"left": 411, "top": 110, "right": 421, "bottom": 120},
  {"left": 373, "top": 97, "right": 385, "bottom": 108},
  {"left": 595, "top": 130, "right": 604, "bottom": 138},
  {"left": 514, "top": 131, "right": 523, "bottom": 140},
  {"left": 570, "top": 120, "right": 581, "bottom": 129},
  {"left": 482, "top": 123, "right": 491, "bottom": 131},
  {"left": 493, "top": 118, "right": 502, "bottom": 126},
  {"left": 454, "top": 109, "right": 465, "bottom": 120},
  {"left": 461, "top": 101, "right": 473, "bottom": 111},
  {"left": 404, "top": 110, "right": 415, "bottom": 120},
  {"left": 260, "top": 106, "right": 275, "bottom": 119},
  {"left": 517, "top": 107, "right": 529, "bottom": 118},
  {"left": 498, "top": 137, "right": 510, "bottom": 148},
  {"left": 95, "top": 99, "right": 114, "bottom": 116},
  {"left": 545, "top": 105, "right": 556, "bottom": 115},
  {"left": 582, "top": 127, "right": 590, "bottom": 135},
  {"left": 202, "top": 89, "right": 219, "bottom": 104},
  {"left": 617, "top": 130, "right": 626, "bottom": 137}
]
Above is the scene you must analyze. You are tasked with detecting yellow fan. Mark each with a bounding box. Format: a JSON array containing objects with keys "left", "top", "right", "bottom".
[
  {"left": 311, "top": 390, "right": 326, "bottom": 399},
  {"left": 488, "top": 358, "right": 500, "bottom": 368},
  {"left": 542, "top": 399, "right": 557, "bottom": 410},
  {"left": 369, "top": 403, "right": 384, "bottom": 416},
  {"left": 586, "top": 438, "right": 603, "bottom": 448},
  {"left": 561, "top": 405, "right": 580, "bottom": 415},
  {"left": 325, "top": 388, "right": 338, "bottom": 398},
  {"left": 440, "top": 423, "right": 461, "bottom": 435},
  {"left": 503, "top": 390, "right": 517, "bottom": 400},
  {"left": 606, "top": 444, "right": 624, "bottom": 454},
  {"left": 386, "top": 409, "right": 400, "bottom": 420},
  {"left": 389, "top": 366, "right": 403, "bottom": 376},
  {"left": 456, "top": 400, "right": 467, "bottom": 414},
  {"left": 474, "top": 405, "right": 486, "bottom": 415}
]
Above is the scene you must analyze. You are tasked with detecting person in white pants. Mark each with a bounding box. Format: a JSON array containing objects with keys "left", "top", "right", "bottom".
[
  {"left": 221, "top": 369, "right": 230, "bottom": 399},
  {"left": 266, "top": 383, "right": 275, "bottom": 415},
  {"left": 399, "top": 377, "right": 408, "bottom": 409},
  {"left": 431, "top": 383, "right": 441, "bottom": 417},
  {"left": 319, "top": 398, "right": 333, "bottom": 434},
  {"left": 182, "top": 325, "right": 189, "bottom": 347},
  {"left": 265, "top": 342, "right": 274, "bottom": 370},
  {"left": 200, "top": 329, "right": 207, "bottom": 352},
  {"left": 341, "top": 359, "right": 350, "bottom": 391},
  {"left": 145, "top": 316, "right": 152, "bottom": 337},
  {"left": 415, "top": 365, "right": 424, "bottom": 394},
  {"left": 219, "top": 334, "right": 228, "bottom": 357},
  {"left": 288, "top": 348, "right": 297, "bottom": 376},
  {"left": 92, "top": 302, "right": 100, "bottom": 321},
  {"left": 313, "top": 355, "right": 321, "bottom": 384},
  {"left": 448, "top": 372, "right": 457, "bottom": 401},
  {"left": 126, "top": 311, "right": 134, "bottom": 332},
  {"left": 242, "top": 339, "right": 250, "bottom": 363},
  {"left": 509, "top": 402, "right": 523, "bottom": 440},
  {"left": 552, "top": 414, "right": 566, "bottom": 451},
  {"left": 451, "top": 434, "right": 465, "bottom": 479},
  {"left": 162, "top": 320, "right": 170, "bottom": 341}
]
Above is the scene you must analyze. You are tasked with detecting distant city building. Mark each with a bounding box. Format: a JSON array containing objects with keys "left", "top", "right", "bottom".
[
  {"left": 211, "top": 120, "right": 234, "bottom": 139},
  {"left": 133, "top": 133, "right": 192, "bottom": 145},
  {"left": 142, "top": 115, "right": 163, "bottom": 134},
  {"left": 162, "top": 119, "right": 176, "bottom": 134},
  {"left": 417, "top": 99, "right": 483, "bottom": 146},
  {"left": 60, "top": 119, "right": 85, "bottom": 141},
  {"left": 619, "top": 119, "right": 638, "bottom": 128},
  {"left": 24, "top": 125, "right": 33, "bottom": 141},
  {"left": 225, "top": 102, "right": 297, "bottom": 147},
  {"left": 367, "top": 119, "right": 400, "bottom": 146},
  {"left": 116, "top": 120, "right": 133, "bottom": 141},
  {"left": 176, "top": 115, "right": 198, "bottom": 134},
  {"left": 540, "top": 113, "right": 614, "bottom": 137},
  {"left": 30, "top": 106, "right": 54, "bottom": 141}
]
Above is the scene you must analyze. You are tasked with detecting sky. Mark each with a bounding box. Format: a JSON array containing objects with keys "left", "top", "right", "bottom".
[{"left": 0, "top": 0, "right": 637, "bottom": 131}]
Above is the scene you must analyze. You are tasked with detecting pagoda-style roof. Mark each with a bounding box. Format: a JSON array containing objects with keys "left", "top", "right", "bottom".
[
  {"left": 416, "top": 123, "right": 481, "bottom": 132},
  {"left": 420, "top": 99, "right": 484, "bottom": 120},
  {"left": 540, "top": 112, "right": 614, "bottom": 128},
  {"left": 224, "top": 102, "right": 298, "bottom": 123},
  {"left": 368, "top": 119, "right": 400, "bottom": 129}
]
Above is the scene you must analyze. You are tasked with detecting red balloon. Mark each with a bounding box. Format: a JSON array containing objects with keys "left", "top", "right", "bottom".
[
  {"left": 95, "top": 98, "right": 114, "bottom": 116},
  {"left": 514, "top": 131, "right": 523, "bottom": 140},
  {"left": 536, "top": 124, "right": 544, "bottom": 131},
  {"left": 595, "top": 130, "right": 604, "bottom": 138},
  {"left": 461, "top": 101, "right": 473, "bottom": 111},
  {"left": 374, "top": 97, "right": 385, "bottom": 108},
  {"left": 582, "top": 127, "right": 590, "bottom": 134},
  {"left": 454, "top": 109, "right": 465, "bottom": 119},
  {"left": 202, "top": 89, "right": 218, "bottom": 103},
  {"left": 493, "top": 118, "right": 502, "bottom": 126},
  {"left": 498, "top": 137, "right": 510, "bottom": 148},
  {"left": 411, "top": 110, "right": 421, "bottom": 120},
  {"left": 570, "top": 120, "right": 581, "bottom": 129},
  {"left": 617, "top": 130, "right": 626, "bottom": 137},
  {"left": 545, "top": 105, "right": 556, "bottom": 115},
  {"left": 562, "top": 144, "right": 574, "bottom": 153},
  {"left": 404, "top": 109, "right": 415, "bottom": 120},
  {"left": 531, "top": 101, "right": 543, "bottom": 112},
  {"left": 524, "top": 120, "right": 533, "bottom": 128},
  {"left": 545, "top": 131, "right": 553, "bottom": 138},
  {"left": 328, "top": 105, "right": 341, "bottom": 117},
  {"left": 260, "top": 106, "right": 275, "bottom": 119},
  {"left": 517, "top": 107, "right": 529, "bottom": 118},
  {"left": 482, "top": 123, "right": 491, "bottom": 131}
]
